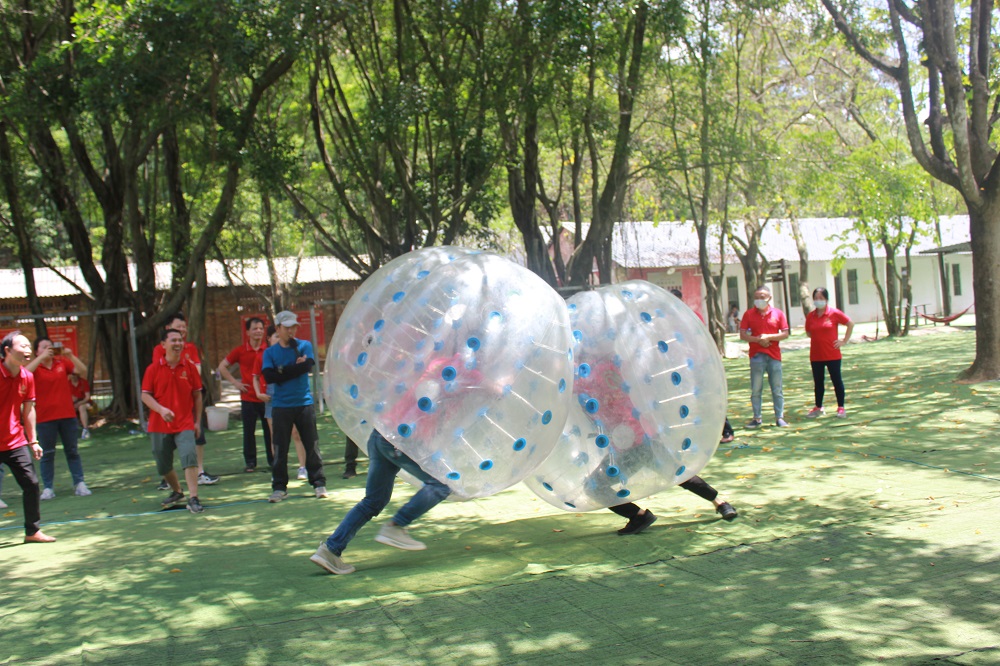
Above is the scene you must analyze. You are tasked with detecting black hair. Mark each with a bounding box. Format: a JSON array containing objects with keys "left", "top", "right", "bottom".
[
  {"left": 265, "top": 324, "right": 277, "bottom": 338},
  {"left": 0, "top": 330, "right": 21, "bottom": 360},
  {"left": 812, "top": 287, "right": 830, "bottom": 300},
  {"left": 33, "top": 336, "right": 53, "bottom": 354},
  {"left": 165, "top": 312, "right": 186, "bottom": 327},
  {"left": 245, "top": 316, "right": 265, "bottom": 331},
  {"left": 161, "top": 327, "right": 183, "bottom": 342}
]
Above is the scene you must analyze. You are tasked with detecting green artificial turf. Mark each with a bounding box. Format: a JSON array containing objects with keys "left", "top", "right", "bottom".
[{"left": 2, "top": 327, "right": 998, "bottom": 665}]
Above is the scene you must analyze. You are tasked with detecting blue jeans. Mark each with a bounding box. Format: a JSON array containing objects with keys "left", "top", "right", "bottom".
[
  {"left": 749, "top": 353, "right": 784, "bottom": 420},
  {"left": 325, "top": 430, "right": 451, "bottom": 556},
  {"left": 37, "top": 417, "right": 85, "bottom": 489}
]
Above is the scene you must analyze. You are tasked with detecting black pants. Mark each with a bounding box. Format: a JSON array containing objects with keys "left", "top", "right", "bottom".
[
  {"left": 240, "top": 401, "right": 272, "bottom": 468},
  {"left": 0, "top": 445, "right": 42, "bottom": 536},
  {"left": 344, "top": 437, "right": 365, "bottom": 471},
  {"left": 609, "top": 475, "right": 718, "bottom": 519},
  {"left": 811, "top": 359, "right": 845, "bottom": 408},
  {"left": 271, "top": 404, "right": 325, "bottom": 491}
]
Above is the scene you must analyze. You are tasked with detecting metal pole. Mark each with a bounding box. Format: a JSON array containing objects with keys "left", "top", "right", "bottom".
[{"left": 128, "top": 310, "right": 146, "bottom": 430}]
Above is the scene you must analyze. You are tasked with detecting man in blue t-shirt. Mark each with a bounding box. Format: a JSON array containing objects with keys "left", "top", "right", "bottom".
[{"left": 260, "top": 311, "right": 327, "bottom": 502}]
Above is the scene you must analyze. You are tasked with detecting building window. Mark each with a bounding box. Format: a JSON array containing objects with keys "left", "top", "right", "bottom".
[
  {"left": 727, "top": 276, "right": 739, "bottom": 311},
  {"left": 833, "top": 273, "right": 844, "bottom": 309},
  {"left": 789, "top": 273, "right": 800, "bottom": 307},
  {"left": 952, "top": 264, "right": 962, "bottom": 296},
  {"left": 847, "top": 269, "right": 859, "bottom": 305}
]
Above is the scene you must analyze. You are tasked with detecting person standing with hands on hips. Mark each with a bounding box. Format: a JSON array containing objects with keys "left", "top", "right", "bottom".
[
  {"left": 740, "top": 286, "right": 790, "bottom": 428},
  {"left": 804, "top": 287, "right": 854, "bottom": 418},
  {"left": 260, "top": 311, "right": 327, "bottom": 502}
]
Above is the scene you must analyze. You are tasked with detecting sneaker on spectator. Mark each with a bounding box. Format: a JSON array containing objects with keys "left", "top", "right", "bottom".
[
  {"left": 0, "top": 498, "right": 8, "bottom": 509},
  {"left": 40, "top": 487, "right": 56, "bottom": 500},
  {"left": 776, "top": 418, "right": 789, "bottom": 427},
  {"left": 268, "top": 490, "right": 288, "bottom": 503},
  {"left": 836, "top": 407, "right": 847, "bottom": 418},
  {"left": 375, "top": 524, "right": 426, "bottom": 551},
  {"left": 157, "top": 478, "right": 170, "bottom": 491},
  {"left": 187, "top": 496, "right": 205, "bottom": 514},
  {"left": 297, "top": 466, "right": 307, "bottom": 480},
  {"left": 197, "top": 471, "right": 220, "bottom": 485},
  {"left": 81, "top": 428, "right": 91, "bottom": 440},
  {"left": 315, "top": 486, "right": 329, "bottom": 499},
  {"left": 342, "top": 468, "right": 357, "bottom": 479},
  {"left": 310, "top": 543, "right": 355, "bottom": 575},
  {"left": 161, "top": 490, "right": 185, "bottom": 507},
  {"left": 74, "top": 482, "right": 92, "bottom": 496},
  {"left": 806, "top": 407, "right": 824, "bottom": 418},
  {"left": 745, "top": 418, "right": 762, "bottom": 428}
]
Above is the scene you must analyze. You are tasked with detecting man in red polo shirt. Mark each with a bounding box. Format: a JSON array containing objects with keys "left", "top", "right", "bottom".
[
  {"left": 142, "top": 328, "right": 206, "bottom": 514},
  {"left": 217, "top": 316, "right": 271, "bottom": 472},
  {"left": 0, "top": 331, "right": 55, "bottom": 542},
  {"left": 739, "top": 285, "right": 790, "bottom": 428}
]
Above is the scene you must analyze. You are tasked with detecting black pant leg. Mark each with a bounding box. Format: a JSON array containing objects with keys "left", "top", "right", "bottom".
[
  {"left": 1, "top": 446, "right": 42, "bottom": 536},
  {"left": 679, "top": 475, "right": 719, "bottom": 502}
]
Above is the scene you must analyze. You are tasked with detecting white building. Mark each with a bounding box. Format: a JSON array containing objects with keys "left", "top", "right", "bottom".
[{"left": 605, "top": 216, "right": 974, "bottom": 327}]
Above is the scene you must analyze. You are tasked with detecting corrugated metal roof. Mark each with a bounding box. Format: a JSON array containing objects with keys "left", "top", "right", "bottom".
[{"left": 0, "top": 256, "right": 359, "bottom": 300}]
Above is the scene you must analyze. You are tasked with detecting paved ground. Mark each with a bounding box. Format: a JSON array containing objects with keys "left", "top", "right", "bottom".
[{"left": 2, "top": 320, "right": 997, "bottom": 665}]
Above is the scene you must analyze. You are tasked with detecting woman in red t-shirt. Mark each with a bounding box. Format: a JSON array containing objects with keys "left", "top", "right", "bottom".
[
  {"left": 26, "top": 338, "right": 92, "bottom": 499},
  {"left": 68, "top": 373, "right": 93, "bottom": 439},
  {"left": 804, "top": 287, "right": 855, "bottom": 418}
]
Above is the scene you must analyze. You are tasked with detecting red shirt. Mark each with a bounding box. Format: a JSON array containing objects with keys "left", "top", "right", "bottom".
[
  {"left": 32, "top": 357, "right": 77, "bottom": 423},
  {"left": 69, "top": 377, "right": 91, "bottom": 403},
  {"left": 251, "top": 353, "right": 267, "bottom": 396},
  {"left": 740, "top": 306, "right": 789, "bottom": 361},
  {"left": 152, "top": 341, "right": 201, "bottom": 367},
  {"left": 0, "top": 362, "right": 35, "bottom": 452},
  {"left": 805, "top": 306, "right": 851, "bottom": 362},
  {"left": 225, "top": 341, "right": 266, "bottom": 403},
  {"left": 142, "top": 357, "right": 203, "bottom": 434}
]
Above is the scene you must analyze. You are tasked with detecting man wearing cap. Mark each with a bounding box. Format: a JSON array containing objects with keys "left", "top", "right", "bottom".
[{"left": 260, "top": 311, "right": 328, "bottom": 502}]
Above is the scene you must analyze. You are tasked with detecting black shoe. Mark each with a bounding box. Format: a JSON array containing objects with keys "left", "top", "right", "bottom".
[
  {"left": 716, "top": 502, "right": 738, "bottom": 521},
  {"left": 157, "top": 479, "right": 170, "bottom": 491},
  {"left": 617, "top": 510, "right": 657, "bottom": 535},
  {"left": 187, "top": 496, "right": 205, "bottom": 514},
  {"left": 161, "top": 490, "right": 185, "bottom": 507},
  {"left": 342, "top": 469, "right": 357, "bottom": 480}
]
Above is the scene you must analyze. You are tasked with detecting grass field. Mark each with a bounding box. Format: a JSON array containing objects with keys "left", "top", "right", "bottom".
[{"left": 2, "top": 325, "right": 998, "bottom": 665}]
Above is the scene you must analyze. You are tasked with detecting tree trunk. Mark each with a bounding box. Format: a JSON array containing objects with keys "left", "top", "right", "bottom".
[
  {"left": 790, "top": 217, "right": 811, "bottom": 317},
  {"left": 866, "top": 239, "right": 898, "bottom": 337},
  {"left": 958, "top": 201, "right": 1000, "bottom": 381}
]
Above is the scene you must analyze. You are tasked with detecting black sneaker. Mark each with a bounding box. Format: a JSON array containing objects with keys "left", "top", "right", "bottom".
[
  {"left": 617, "top": 510, "right": 657, "bottom": 535},
  {"left": 187, "top": 496, "right": 205, "bottom": 514},
  {"left": 716, "top": 502, "right": 738, "bottom": 521},
  {"left": 157, "top": 479, "right": 170, "bottom": 491},
  {"left": 161, "top": 490, "right": 185, "bottom": 507},
  {"left": 342, "top": 468, "right": 357, "bottom": 480}
]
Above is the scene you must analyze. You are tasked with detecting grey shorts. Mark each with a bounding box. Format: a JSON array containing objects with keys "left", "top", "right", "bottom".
[{"left": 150, "top": 431, "right": 198, "bottom": 476}]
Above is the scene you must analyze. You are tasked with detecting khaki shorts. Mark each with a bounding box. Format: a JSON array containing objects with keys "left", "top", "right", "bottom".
[{"left": 150, "top": 430, "right": 198, "bottom": 476}]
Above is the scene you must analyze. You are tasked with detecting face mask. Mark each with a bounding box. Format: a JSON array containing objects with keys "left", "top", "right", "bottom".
[
  {"left": 754, "top": 299, "right": 768, "bottom": 309},
  {"left": 814, "top": 300, "right": 827, "bottom": 309}
]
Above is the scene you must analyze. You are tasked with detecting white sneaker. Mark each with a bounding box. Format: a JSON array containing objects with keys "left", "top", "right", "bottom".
[
  {"left": 297, "top": 466, "right": 307, "bottom": 480},
  {"left": 75, "top": 482, "right": 92, "bottom": 496},
  {"left": 0, "top": 498, "right": 8, "bottom": 509},
  {"left": 310, "top": 543, "right": 355, "bottom": 575},
  {"left": 40, "top": 487, "right": 56, "bottom": 500},
  {"left": 81, "top": 428, "right": 91, "bottom": 440},
  {"left": 375, "top": 524, "right": 426, "bottom": 551},
  {"left": 315, "top": 486, "right": 329, "bottom": 499}
]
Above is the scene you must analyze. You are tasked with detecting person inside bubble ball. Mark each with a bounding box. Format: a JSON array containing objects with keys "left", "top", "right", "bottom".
[{"left": 575, "top": 358, "right": 738, "bottom": 535}]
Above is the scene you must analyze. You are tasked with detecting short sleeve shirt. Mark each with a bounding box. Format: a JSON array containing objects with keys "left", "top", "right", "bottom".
[
  {"left": 262, "top": 339, "right": 313, "bottom": 408},
  {"left": 32, "top": 357, "right": 77, "bottom": 423},
  {"left": 740, "top": 306, "right": 789, "bottom": 361},
  {"left": 142, "top": 358, "right": 203, "bottom": 434},
  {"left": 152, "top": 342, "right": 201, "bottom": 367},
  {"left": 251, "top": 352, "right": 268, "bottom": 396},
  {"left": 69, "top": 377, "right": 91, "bottom": 403},
  {"left": 0, "top": 363, "right": 35, "bottom": 451},
  {"left": 805, "top": 306, "right": 851, "bottom": 362},
  {"left": 224, "top": 342, "right": 266, "bottom": 403}
]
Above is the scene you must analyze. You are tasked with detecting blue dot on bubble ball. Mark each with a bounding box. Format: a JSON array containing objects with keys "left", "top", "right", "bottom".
[
  {"left": 621, "top": 289, "right": 634, "bottom": 300},
  {"left": 392, "top": 291, "right": 406, "bottom": 303},
  {"left": 564, "top": 502, "right": 577, "bottom": 509},
  {"left": 433, "top": 341, "right": 444, "bottom": 351},
  {"left": 542, "top": 482, "right": 553, "bottom": 491},
  {"left": 617, "top": 489, "right": 631, "bottom": 498},
  {"left": 357, "top": 352, "right": 368, "bottom": 367},
  {"left": 578, "top": 363, "right": 591, "bottom": 378},
  {"left": 542, "top": 410, "right": 553, "bottom": 425},
  {"left": 441, "top": 365, "right": 457, "bottom": 381},
  {"left": 374, "top": 402, "right": 385, "bottom": 413},
  {"left": 447, "top": 471, "right": 461, "bottom": 480},
  {"left": 395, "top": 383, "right": 406, "bottom": 394},
  {"left": 559, "top": 378, "right": 567, "bottom": 393},
  {"left": 467, "top": 337, "right": 481, "bottom": 351},
  {"left": 676, "top": 465, "right": 686, "bottom": 476},
  {"left": 349, "top": 385, "right": 359, "bottom": 399},
  {"left": 658, "top": 340, "right": 669, "bottom": 353},
  {"left": 585, "top": 398, "right": 599, "bottom": 414},
  {"left": 417, "top": 397, "right": 433, "bottom": 412},
  {"left": 374, "top": 319, "right": 385, "bottom": 332},
  {"left": 640, "top": 312, "right": 652, "bottom": 323},
  {"left": 680, "top": 405, "right": 690, "bottom": 418},
  {"left": 417, "top": 270, "right": 430, "bottom": 279},
  {"left": 573, "top": 330, "right": 583, "bottom": 342},
  {"left": 479, "top": 460, "right": 494, "bottom": 471},
  {"left": 682, "top": 438, "right": 692, "bottom": 450},
  {"left": 513, "top": 438, "right": 526, "bottom": 451},
  {"left": 490, "top": 311, "right": 503, "bottom": 323},
  {"left": 606, "top": 466, "right": 620, "bottom": 477},
  {"left": 398, "top": 424, "right": 412, "bottom": 437},
  {"left": 671, "top": 372, "right": 682, "bottom": 386},
  {"left": 595, "top": 434, "right": 609, "bottom": 448}
]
